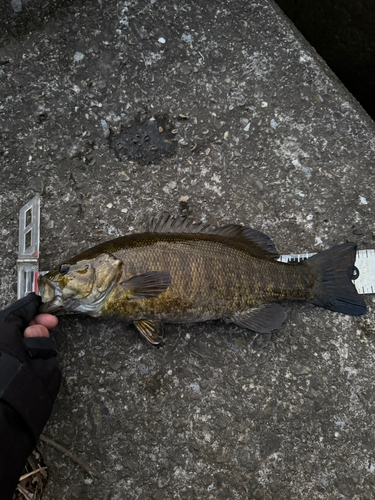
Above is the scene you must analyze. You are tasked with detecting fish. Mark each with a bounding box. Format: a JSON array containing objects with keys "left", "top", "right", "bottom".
[{"left": 38, "top": 214, "right": 366, "bottom": 345}]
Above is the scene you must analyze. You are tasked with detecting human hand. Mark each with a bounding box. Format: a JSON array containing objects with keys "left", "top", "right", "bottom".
[
  {"left": 24, "top": 313, "right": 58, "bottom": 338},
  {"left": 0, "top": 293, "right": 61, "bottom": 442}
]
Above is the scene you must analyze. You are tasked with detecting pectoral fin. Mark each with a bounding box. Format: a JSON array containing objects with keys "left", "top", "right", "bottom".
[
  {"left": 120, "top": 272, "right": 171, "bottom": 299},
  {"left": 229, "top": 303, "right": 286, "bottom": 334},
  {"left": 134, "top": 319, "right": 164, "bottom": 345}
]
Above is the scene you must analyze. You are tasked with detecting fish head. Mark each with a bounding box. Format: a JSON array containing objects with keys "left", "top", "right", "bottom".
[{"left": 38, "top": 252, "right": 123, "bottom": 315}]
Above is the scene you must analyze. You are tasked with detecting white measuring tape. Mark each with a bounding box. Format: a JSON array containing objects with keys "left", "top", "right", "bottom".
[{"left": 16, "top": 196, "right": 374, "bottom": 298}]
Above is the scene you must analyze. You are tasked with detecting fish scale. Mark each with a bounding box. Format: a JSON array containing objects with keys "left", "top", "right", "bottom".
[{"left": 102, "top": 234, "right": 313, "bottom": 322}]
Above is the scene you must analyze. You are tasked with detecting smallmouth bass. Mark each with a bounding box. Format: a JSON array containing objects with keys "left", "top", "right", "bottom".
[{"left": 38, "top": 215, "right": 366, "bottom": 345}]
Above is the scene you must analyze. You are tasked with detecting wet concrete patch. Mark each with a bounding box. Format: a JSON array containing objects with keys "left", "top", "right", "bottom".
[{"left": 109, "top": 115, "right": 177, "bottom": 164}]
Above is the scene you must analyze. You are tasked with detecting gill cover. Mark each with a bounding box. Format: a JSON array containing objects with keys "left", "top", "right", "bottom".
[{"left": 62, "top": 252, "right": 122, "bottom": 297}]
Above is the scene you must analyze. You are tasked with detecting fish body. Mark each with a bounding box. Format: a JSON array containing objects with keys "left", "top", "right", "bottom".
[{"left": 38, "top": 215, "right": 366, "bottom": 345}]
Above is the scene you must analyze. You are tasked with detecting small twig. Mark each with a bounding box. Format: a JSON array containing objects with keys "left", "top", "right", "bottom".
[
  {"left": 19, "top": 466, "right": 47, "bottom": 482},
  {"left": 16, "top": 484, "right": 33, "bottom": 500},
  {"left": 40, "top": 434, "right": 101, "bottom": 478},
  {"left": 189, "top": 348, "right": 211, "bottom": 359}
]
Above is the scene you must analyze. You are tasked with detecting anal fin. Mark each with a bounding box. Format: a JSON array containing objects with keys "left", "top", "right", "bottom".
[
  {"left": 229, "top": 303, "right": 286, "bottom": 334},
  {"left": 134, "top": 319, "right": 164, "bottom": 345}
]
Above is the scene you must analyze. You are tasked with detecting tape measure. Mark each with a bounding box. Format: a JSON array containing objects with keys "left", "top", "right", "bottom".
[{"left": 16, "top": 196, "right": 374, "bottom": 298}]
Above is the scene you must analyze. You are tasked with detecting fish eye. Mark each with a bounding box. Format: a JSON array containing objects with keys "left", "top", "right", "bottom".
[{"left": 59, "top": 264, "right": 70, "bottom": 275}]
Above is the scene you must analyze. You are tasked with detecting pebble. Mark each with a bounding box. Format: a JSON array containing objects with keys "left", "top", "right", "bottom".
[
  {"left": 179, "top": 63, "right": 193, "bottom": 75},
  {"left": 11, "top": 0, "right": 22, "bottom": 13},
  {"left": 124, "top": 459, "right": 139, "bottom": 472},
  {"left": 189, "top": 382, "right": 201, "bottom": 394},
  {"left": 138, "top": 364, "right": 148, "bottom": 375},
  {"left": 270, "top": 119, "right": 278, "bottom": 128},
  {"left": 158, "top": 37, "right": 166, "bottom": 44},
  {"left": 73, "top": 52, "right": 85, "bottom": 62},
  {"left": 118, "top": 171, "right": 130, "bottom": 181},
  {"left": 101, "top": 119, "right": 109, "bottom": 137},
  {"left": 292, "top": 364, "right": 311, "bottom": 375}
]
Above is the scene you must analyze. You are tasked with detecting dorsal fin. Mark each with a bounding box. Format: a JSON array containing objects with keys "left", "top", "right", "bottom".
[
  {"left": 147, "top": 213, "right": 211, "bottom": 234},
  {"left": 211, "top": 224, "right": 279, "bottom": 259},
  {"left": 147, "top": 214, "right": 279, "bottom": 259}
]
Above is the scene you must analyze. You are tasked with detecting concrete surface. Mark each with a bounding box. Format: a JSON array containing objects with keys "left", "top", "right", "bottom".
[{"left": 1, "top": 0, "right": 375, "bottom": 499}]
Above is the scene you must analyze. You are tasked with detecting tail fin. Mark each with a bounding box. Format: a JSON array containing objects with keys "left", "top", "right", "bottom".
[{"left": 305, "top": 243, "right": 366, "bottom": 316}]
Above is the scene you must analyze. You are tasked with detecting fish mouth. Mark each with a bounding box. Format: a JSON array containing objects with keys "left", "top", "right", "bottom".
[
  {"left": 38, "top": 278, "right": 112, "bottom": 316},
  {"left": 38, "top": 279, "right": 64, "bottom": 313}
]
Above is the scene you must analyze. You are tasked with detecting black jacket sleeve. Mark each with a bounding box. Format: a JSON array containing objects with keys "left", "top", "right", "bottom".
[
  {"left": 0, "top": 293, "right": 61, "bottom": 499},
  {"left": 0, "top": 401, "right": 37, "bottom": 499}
]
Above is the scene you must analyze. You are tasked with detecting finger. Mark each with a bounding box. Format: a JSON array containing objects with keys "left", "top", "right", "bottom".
[
  {"left": 24, "top": 324, "right": 51, "bottom": 338},
  {"left": 28, "top": 314, "right": 58, "bottom": 329}
]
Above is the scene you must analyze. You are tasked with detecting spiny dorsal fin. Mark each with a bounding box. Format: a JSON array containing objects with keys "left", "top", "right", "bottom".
[
  {"left": 147, "top": 213, "right": 211, "bottom": 234},
  {"left": 147, "top": 214, "right": 279, "bottom": 259},
  {"left": 134, "top": 319, "right": 164, "bottom": 345}
]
